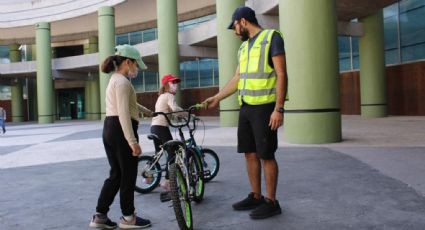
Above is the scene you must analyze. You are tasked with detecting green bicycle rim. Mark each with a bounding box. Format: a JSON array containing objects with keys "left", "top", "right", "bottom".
[{"left": 185, "top": 202, "right": 192, "bottom": 227}]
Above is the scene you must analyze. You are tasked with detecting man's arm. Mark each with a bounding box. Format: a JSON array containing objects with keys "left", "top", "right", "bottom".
[
  {"left": 269, "top": 53, "right": 287, "bottom": 130},
  {"left": 203, "top": 66, "right": 240, "bottom": 108}
]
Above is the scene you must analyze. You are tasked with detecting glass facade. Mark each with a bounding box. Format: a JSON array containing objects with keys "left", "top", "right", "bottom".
[
  {"left": 116, "top": 14, "right": 215, "bottom": 45},
  {"left": 339, "top": 0, "right": 425, "bottom": 71},
  {"left": 131, "top": 58, "right": 219, "bottom": 92}
]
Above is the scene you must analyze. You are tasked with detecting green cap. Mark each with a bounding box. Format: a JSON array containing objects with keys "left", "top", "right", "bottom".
[{"left": 115, "top": 44, "right": 147, "bottom": 70}]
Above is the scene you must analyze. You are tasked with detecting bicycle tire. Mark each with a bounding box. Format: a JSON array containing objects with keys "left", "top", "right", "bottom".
[
  {"left": 169, "top": 163, "right": 193, "bottom": 230},
  {"left": 188, "top": 148, "right": 205, "bottom": 203},
  {"left": 135, "top": 156, "right": 161, "bottom": 194},
  {"left": 200, "top": 148, "right": 220, "bottom": 182}
]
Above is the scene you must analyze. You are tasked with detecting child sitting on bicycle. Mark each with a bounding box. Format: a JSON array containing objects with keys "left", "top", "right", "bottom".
[{"left": 150, "top": 74, "right": 183, "bottom": 202}]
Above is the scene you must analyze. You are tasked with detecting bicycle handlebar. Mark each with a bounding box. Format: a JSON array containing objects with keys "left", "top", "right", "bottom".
[{"left": 152, "top": 104, "right": 205, "bottom": 129}]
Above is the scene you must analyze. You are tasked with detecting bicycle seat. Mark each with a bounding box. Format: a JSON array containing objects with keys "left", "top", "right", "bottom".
[{"left": 147, "top": 134, "right": 162, "bottom": 152}]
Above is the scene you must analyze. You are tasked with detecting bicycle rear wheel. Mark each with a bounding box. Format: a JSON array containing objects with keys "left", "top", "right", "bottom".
[
  {"left": 200, "top": 148, "right": 220, "bottom": 182},
  {"left": 135, "top": 156, "right": 161, "bottom": 194},
  {"left": 169, "top": 163, "right": 193, "bottom": 230}
]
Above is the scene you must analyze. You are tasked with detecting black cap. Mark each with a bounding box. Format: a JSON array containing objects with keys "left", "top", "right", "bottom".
[{"left": 227, "top": 6, "right": 258, "bottom": 30}]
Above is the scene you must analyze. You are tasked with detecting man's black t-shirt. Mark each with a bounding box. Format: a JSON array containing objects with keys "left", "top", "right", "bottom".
[{"left": 247, "top": 30, "right": 285, "bottom": 69}]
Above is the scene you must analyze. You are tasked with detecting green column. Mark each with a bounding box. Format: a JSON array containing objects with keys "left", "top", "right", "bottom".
[
  {"left": 157, "top": 0, "right": 180, "bottom": 101},
  {"left": 280, "top": 0, "right": 341, "bottom": 143},
  {"left": 216, "top": 0, "right": 243, "bottom": 127},
  {"left": 98, "top": 6, "right": 115, "bottom": 120},
  {"left": 84, "top": 36, "right": 100, "bottom": 120},
  {"left": 9, "top": 44, "right": 24, "bottom": 122},
  {"left": 11, "top": 81, "right": 24, "bottom": 122},
  {"left": 359, "top": 11, "right": 387, "bottom": 117},
  {"left": 36, "top": 22, "right": 54, "bottom": 124}
]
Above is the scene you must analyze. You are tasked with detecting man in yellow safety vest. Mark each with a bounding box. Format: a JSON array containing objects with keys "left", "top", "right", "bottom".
[{"left": 204, "top": 6, "right": 288, "bottom": 219}]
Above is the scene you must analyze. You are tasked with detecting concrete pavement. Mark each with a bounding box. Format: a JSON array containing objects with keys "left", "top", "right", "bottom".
[{"left": 1, "top": 116, "right": 425, "bottom": 229}]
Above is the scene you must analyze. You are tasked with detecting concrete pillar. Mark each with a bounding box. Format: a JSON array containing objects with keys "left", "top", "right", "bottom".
[
  {"left": 36, "top": 22, "right": 54, "bottom": 124},
  {"left": 9, "top": 44, "right": 25, "bottom": 122},
  {"left": 98, "top": 6, "right": 115, "bottom": 120},
  {"left": 157, "top": 0, "right": 180, "bottom": 101},
  {"left": 280, "top": 0, "right": 341, "bottom": 143},
  {"left": 11, "top": 81, "right": 24, "bottom": 122},
  {"left": 359, "top": 10, "right": 387, "bottom": 117},
  {"left": 83, "top": 36, "right": 100, "bottom": 120},
  {"left": 216, "top": 0, "right": 243, "bottom": 127}
]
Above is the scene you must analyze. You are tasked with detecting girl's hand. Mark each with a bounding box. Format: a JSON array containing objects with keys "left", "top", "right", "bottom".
[{"left": 131, "top": 143, "right": 142, "bottom": 156}]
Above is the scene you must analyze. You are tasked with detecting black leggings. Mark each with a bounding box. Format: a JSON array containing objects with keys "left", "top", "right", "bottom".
[
  {"left": 96, "top": 116, "right": 139, "bottom": 216},
  {"left": 150, "top": 125, "right": 175, "bottom": 179}
]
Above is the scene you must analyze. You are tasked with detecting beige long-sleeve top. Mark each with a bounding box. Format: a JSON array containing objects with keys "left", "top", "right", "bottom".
[
  {"left": 151, "top": 92, "right": 183, "bottom": 127},
  {"left": 105, "top": 73, "right": 150, "bottom": 145}
]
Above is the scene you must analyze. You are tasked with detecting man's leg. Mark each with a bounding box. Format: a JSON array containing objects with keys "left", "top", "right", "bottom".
[
  {"left": 245, "top": 152, "right": 262, "bottom": 198},
  {"left": 263, "top": 158, "right": 278, "bottom": 201}
]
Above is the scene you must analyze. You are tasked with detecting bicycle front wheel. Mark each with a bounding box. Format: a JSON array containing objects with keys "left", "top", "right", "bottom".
[
  {"left": 188, "top": 148, "right": 205, "bottom": 203},
  {"left": 135, "top": 156, "right": 161, "bottom": 194},
  {"left": 169, "top": 163, "right": 193, "bottom": 230},
  {"left": 200, "top": 148, "right": 220, "bottom": 182}
]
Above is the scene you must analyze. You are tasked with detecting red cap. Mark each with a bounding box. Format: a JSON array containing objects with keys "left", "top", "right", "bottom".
[{"left": 161, "top": 74, "right": 181, "bottom": 86}]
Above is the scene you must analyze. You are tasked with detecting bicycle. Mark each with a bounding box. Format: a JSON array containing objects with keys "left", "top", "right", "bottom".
[
  {"left": 136, "top": 105, "right": 205, "bottom": 229},
  {"left": 135, "top": 106, "right": 219, "bottom": 194}
]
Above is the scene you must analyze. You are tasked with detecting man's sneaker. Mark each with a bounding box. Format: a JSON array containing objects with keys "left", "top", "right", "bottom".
[
  {"left": 89, "top": 214, "right": 117, "bottom": 229},
  {"left": 119, "top": 214, "right": 151, "bottom": 229},
  {"left": 249, "top": 198, "right": 282, "bottom": 219},
  {"left": 232, "top": 192, "right": 265, "bottom": 210}
]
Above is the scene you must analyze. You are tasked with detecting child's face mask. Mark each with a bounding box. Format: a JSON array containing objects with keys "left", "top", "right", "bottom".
[{"left": 168, "top": 82, "right": 178, "bottom": 94}]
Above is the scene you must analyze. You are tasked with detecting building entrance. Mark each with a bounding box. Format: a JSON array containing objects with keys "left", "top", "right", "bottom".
[{"left": 57, "top": 88, "right": 84, "bottom": 120}]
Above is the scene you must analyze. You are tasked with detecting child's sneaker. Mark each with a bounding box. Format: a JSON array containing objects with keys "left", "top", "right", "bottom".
[
  {"left": 119, "top": 214, "right": 151, "bottom": 229},
  {"left": 89, "top": 214, "right": 117, "bottom": 229}
]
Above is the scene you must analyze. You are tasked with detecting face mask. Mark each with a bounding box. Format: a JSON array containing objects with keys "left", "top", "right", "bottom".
[
  {"left": 128, "top": 65, "right": 138, "bottom": 78},
  {"left": 169, "top": 82, "right": 178, "bottom": 94}
]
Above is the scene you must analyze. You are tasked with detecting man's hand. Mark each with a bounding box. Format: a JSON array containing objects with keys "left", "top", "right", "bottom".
[
  {"left": 269, "top": 111, "right": 283, "bottom": 131},
  {"left": 130, "top": 143, "right": 142, "bottom": 156},
  {"left": 144, "top": 110, "right": 154, "bottom": 117},
  {"left": 203, "top": 96, "right": 220, "bottom": 109}
]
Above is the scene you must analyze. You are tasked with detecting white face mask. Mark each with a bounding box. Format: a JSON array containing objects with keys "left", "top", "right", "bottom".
[
  {"left": 127, "top": 60, "right": 138, "bottom": 78},
  {"left": 169, "top": 82, "right": 178, "bottom": 94}
]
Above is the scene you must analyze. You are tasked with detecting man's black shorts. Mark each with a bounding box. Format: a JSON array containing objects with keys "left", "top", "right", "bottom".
[{"left": 237, "top": 102, "right": 278, "bottom": 160}]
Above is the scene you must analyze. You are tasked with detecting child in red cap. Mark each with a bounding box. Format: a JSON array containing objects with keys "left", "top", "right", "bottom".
[{"left": 150, "top": 74, "right": 183, "bottom": 202}]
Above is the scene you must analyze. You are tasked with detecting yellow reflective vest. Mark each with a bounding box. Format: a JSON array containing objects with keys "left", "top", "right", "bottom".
[{"left": 238, "top": 29, "right": 283, "bottom": 105}]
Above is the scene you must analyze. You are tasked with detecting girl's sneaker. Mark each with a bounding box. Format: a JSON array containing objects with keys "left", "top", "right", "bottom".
[
  {"left": 89, "top": 214, "right": 117, "bottom": 229},
  {"left": 119, "top": 214, "right": 151, "bottom": 229}
]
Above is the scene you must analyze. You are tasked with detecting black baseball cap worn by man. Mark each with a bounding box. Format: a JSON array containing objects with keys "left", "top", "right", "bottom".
[{"left": 227, "top": 6, "right": 259, "bottom": 30}]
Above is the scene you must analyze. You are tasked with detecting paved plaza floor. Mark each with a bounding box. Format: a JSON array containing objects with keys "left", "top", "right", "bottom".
[{"left": 1, "top": 116, "right": 425, "bottom": 229}]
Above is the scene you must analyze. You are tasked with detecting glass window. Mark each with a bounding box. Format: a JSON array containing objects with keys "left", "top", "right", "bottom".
[
  {"left": 116, "top": 34, "right": 129, "bottom": 45},
  {"left": 129, "top": 31, "right": 143, "bottom": 45},
  {"left": 199, "top": 59, "right": 213, "bottom": 87},
  {"left": 352, "top": 37, "right": 360, "bottom": 69},
  {"left": 182, "top": 61, "right": 199, "bottom": 88},
  {"left": 400, "top": 2, "right": 425, "bottom": 61},
  {"left": 131, "top": 71, "right": 144, "bottom": 92},
  {"left": 400, "top": 0, "right": 425, "bottom": 13},
  {"left": 338, "top": 36, "right": 351, "bottom": 71},
  {"left": 213, "top": 59, "right": 219, "bottom": 86},
  {"left": 0, "top": 46, "right": 9, "bottom": 64},
  {"left": 384, "top": 14, "right": 400, "bottom": 64},
  {"left": 144, "top": 72, "right": 159, "bottom": 92},
  {"left": 142, "top": 28, "right": 156, "bottom": 42}
]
